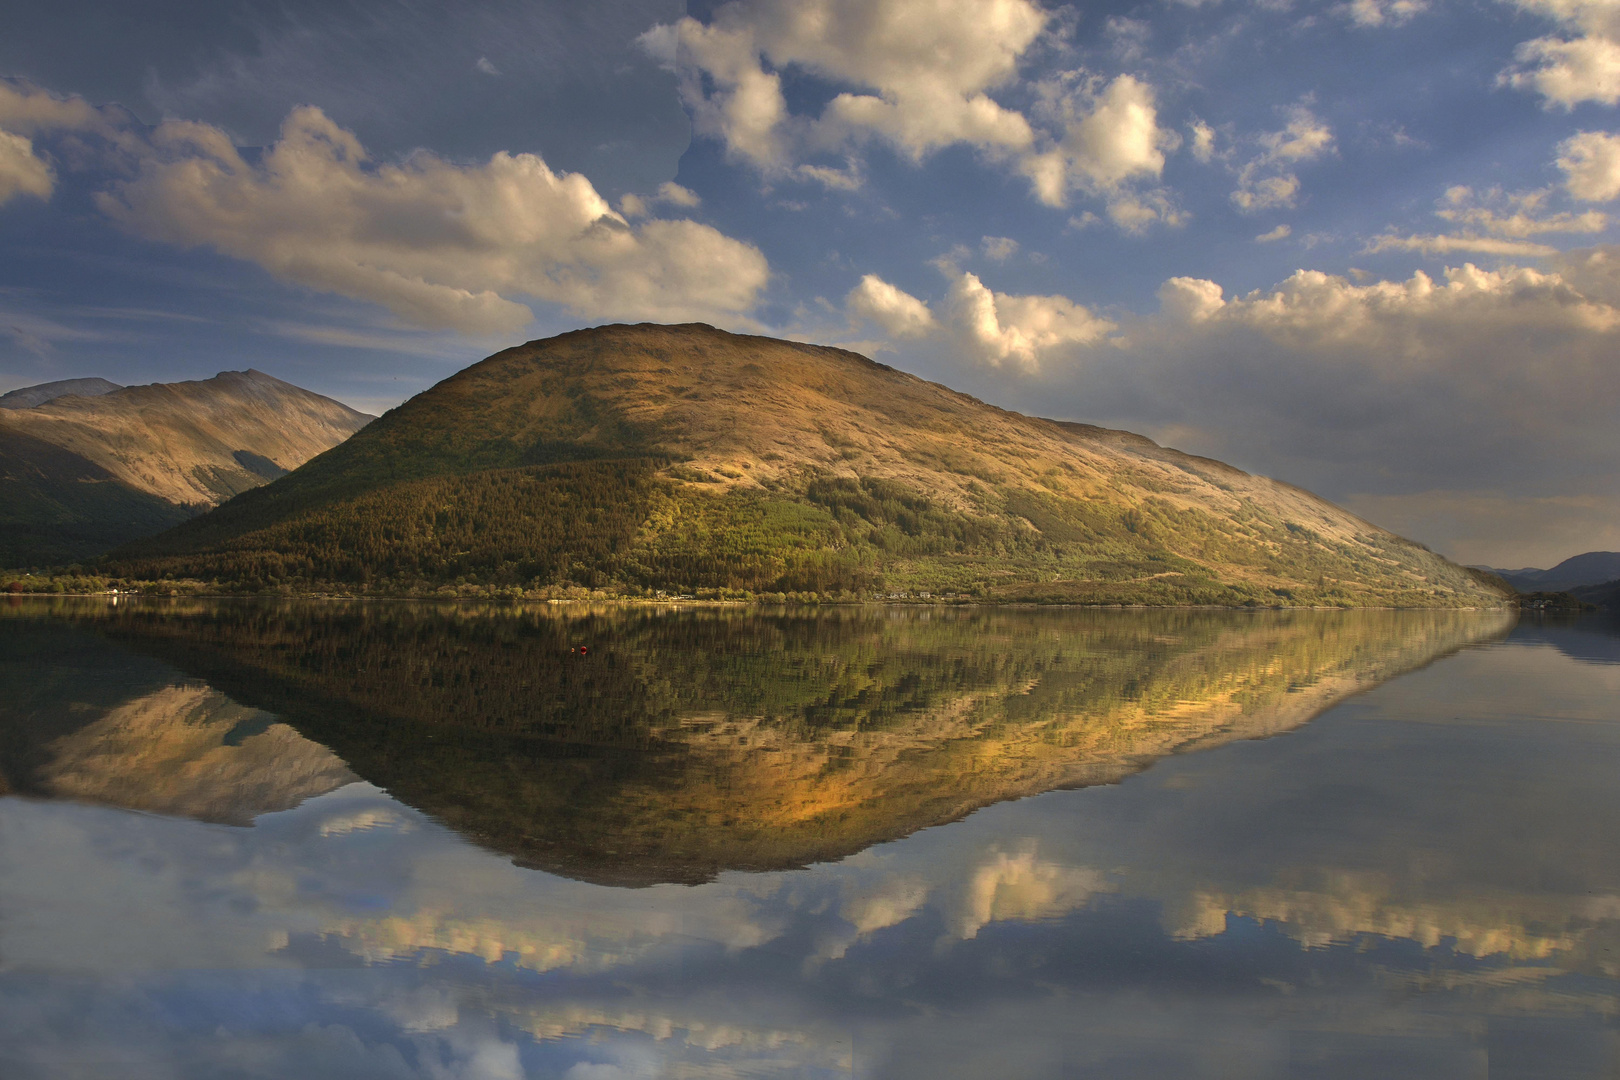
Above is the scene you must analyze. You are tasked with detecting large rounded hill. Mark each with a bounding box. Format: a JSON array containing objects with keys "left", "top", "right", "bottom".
[{"left": 110, "top": 323, "right": 1507, "bottom": 606}]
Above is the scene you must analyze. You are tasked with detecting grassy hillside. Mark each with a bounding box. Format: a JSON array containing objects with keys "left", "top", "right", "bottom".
[{"left": 110, "top": 324, "right": 1509, "bottom": 606}]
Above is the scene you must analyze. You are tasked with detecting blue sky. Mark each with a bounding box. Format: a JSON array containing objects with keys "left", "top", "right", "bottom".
[{"left": 2, "top": 0, "right": 1618, "bottom": 565}]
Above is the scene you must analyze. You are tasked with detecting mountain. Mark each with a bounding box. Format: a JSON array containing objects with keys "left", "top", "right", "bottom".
[
  {"left": 1489, "top": 551, "right": 1620, "bottom": 593},
  {"left": 1, "top": 369, "right": 373, "bottom": 566},
  {"left": 0, "top": 377, "right": 122, "bottom": 410},
  {"left": 1571, "top": 579, "right": 1620, "bottom": 609},
  {"left": 112, "top": 324, "right": 1508, "bottom": 606}
]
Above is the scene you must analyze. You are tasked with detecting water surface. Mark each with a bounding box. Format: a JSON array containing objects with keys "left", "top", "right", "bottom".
[{"left": 1, "top": 600, "right": 1616, "bottom": 1078}]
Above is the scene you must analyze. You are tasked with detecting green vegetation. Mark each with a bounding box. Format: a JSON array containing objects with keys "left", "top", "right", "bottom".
[{"left": 104, "top": 462, "right": 1504, "bottom": 606}]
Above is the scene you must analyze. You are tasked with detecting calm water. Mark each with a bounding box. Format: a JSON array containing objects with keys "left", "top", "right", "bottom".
[{"left": 1, "top": 599, "right": 1617, "bottom": 1078}]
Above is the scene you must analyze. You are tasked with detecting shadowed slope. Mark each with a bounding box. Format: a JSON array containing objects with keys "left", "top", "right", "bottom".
[{"left": 114, "top": 324, "right": 1507, "bottom": 606}]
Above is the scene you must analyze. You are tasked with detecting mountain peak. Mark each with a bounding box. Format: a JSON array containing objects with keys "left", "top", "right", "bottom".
[{"left": 112, "top": 324, "right": 1506, "bottom": 605}]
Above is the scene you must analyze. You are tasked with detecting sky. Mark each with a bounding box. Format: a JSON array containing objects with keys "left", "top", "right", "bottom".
[{"left": 2, "top": 0, "right": 1618, "bottom": 567}]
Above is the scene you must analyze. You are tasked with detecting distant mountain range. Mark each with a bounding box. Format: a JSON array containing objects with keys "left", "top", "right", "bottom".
[
  {"left": 1, "top": 370, "right": 372, "bottom": 566},
  {"left": 111, "top": 323, "right": 1507, "bottom": 606},
  {"left": 1484, "top": 552, "right": 1620, "bottom": 593},
  {"left": 0, "top": 377, "right": 123, "bottom": 410}
]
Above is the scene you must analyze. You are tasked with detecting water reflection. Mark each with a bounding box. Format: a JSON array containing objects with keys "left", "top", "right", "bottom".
[
  {"left": 5, "top": 600, "right": 1510, "bottom": 884},
  {"left": 2, "top": 602, "right": 1618, "bottom": 1078}
]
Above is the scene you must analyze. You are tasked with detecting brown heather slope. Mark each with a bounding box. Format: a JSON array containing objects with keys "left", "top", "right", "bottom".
[
  {"left": 2, "top": 369, "right": 372, "bottom": 565},
  {"left": 114, "top": 324, "right": 1508, "bottom": 606}
]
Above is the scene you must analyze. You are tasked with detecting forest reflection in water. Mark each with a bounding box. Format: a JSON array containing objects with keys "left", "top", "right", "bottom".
[
  {"left": 4, "top": 600, "right": 1620, "bottom": 1078},
  {"left": 3, "top": 599, "right": 1509, "bottom": 883}
]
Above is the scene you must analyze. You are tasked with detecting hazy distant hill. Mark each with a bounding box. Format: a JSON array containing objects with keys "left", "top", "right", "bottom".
[
  {"left": 1, "top": 370, "right": 372, "bottom": 566},
  {"left": 114, "top": 324, "right": 1507, "bottom": 606},
  {"left": 0, "top": 377, "right": 122, "bottom": 410},
  {"left": 1489, "top": 551, "right": 1620, "bottom": 593},
  {"left": 1571, "top": 579, "right": 1620, "bottom": 609}
]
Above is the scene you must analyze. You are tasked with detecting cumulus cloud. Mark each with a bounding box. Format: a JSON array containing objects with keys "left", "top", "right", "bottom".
[
  {"left": 1154, "top": 261, "right": 1620, "bottom": 341},
  {"left": 843, "top": 265, "right": 1115, "bottom": 371},
  {"left": 1020, "top": 74, "right": 1182, "bottom": 227},
  {"left": 639, "top": 0, "right": 1045, "bottom": 176},
  {"left": 987, "top": 253, "right": 1620, "bottom": 560},
  {"left": 944, "top": 269, "right": 1115, "bottom": 371},
  {"left": 1502, "top": 0, "right": 1620, "bottom": 106},
  {"left": 846, "top": 273, "right": 937, "bottom": 337},
  {"left": 1255, "top": 224, "right": 1291, "bottom": 242},
  {"left": 639, "top": 0, "right": 1182, "bottom": 228},
  {"left": 94, "top": 107, "right": 769, "bottom": 334},
  {"left": 1559, "top": 130, "right": 1620, "bottom": 200},
  {"left": 1231, "top": 106, "right": 1334, "bottom": 212},
  {"left": 0, "top": 81, "right": 769, "bottom": 332},
  {"left": 0, "top": 130, "right": 53, "bottom": 205}
]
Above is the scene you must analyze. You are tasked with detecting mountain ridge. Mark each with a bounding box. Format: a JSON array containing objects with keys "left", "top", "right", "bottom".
[
  {"left": 0, "top": 377, "right": 124, "bottom": 410},
  {"left": 111, "top": 323, "right": 1508, "bottom": 606},
  {"left": 1486, "top": 551, "right": 1620, "bottom": 593},
  {"left": 2, "top": 369, "right": 373, "bottom": 565}
]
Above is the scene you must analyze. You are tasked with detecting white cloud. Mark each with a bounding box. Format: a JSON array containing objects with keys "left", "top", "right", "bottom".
[
  {"left": 1021, "top": 74, "right": 1180, "bottom": 225},
  {"left": 944, "top": 269, "right": 1115, "bottom": 371},
  {"left": 980, "top": 252, "right": 1620, "bottom": 561},
  {"left": 639, "top": 0, "right": 1046, "bottom": 173},
  {"left": 0, "top": 81, "right": 141, "bottom": 207},
  {"left": 1502, "top": 0, "right": 1620, "bottom": 106},
  {"left": 1155, "top": 261, "right": 1620, "bottom": 341},
  {"left": 1339, "top": 0, "right": 1429, "bottom": 26},
  {"left": 846, "top": 274, "right": 937, "bottom": 337},
  {"left": 1433, "top": 185, "right": 1607, "bottom": 235},
  {"left": 1257, "top": 105, "right": 1336, "bottom": 164},
  {"left": 95, "top": 107, "right": 769, "bottom": 334},
  {"left": 0, "top": 131, "right": 53, "bottom": 205},
  {"left": 637, "top": 2, "right": 1188, "bottom": 229},
  {"left": 1255, "top": 223, "right": 1292, "bottom": 242},
  {"left": 1364, "top": 233, "right": 1560, "bottom": 256},
  {"left": 1559, "top": 130, "right": 1620, "bottom": 200},
  {"left": 1231, "top": 106, "right": 1333, "bottom": 213},
  {"left": 0, "top": 80, "right": 109, "bottom": 139},
  {"left": 618, "top": 181, "right": 704, "bottom": 219},
  {"left": 1363, "top": 183, "right": 1610, "bottom": 258},
  {"left": 474, "top": 57, "right": 501, "bottom": 76},
  {"left": 843, "top": 264, "right": 1117, "bottom": 371},
  {"left": 981, "top": 235, "right": 1020, "bottom": 261},
  {"left": 947, "top": 850, "right": 1110, "bottom": 941},
  {"left": 655, "top": 181, "right": 702, "bottom": 208},
  {"left": 1188, "top": 119, "right": 1217, "bottom": 164}
]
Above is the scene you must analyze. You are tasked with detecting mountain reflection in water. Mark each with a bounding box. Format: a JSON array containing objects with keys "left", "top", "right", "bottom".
[
  {"left": 4, "top": 600, "right": 1509, "bottom": 883},
  {"left": 6, "top": 602, "right": 1620, "bottom": 1078}
]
